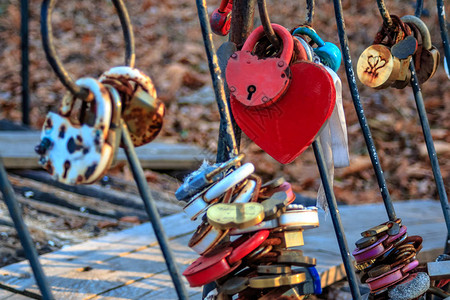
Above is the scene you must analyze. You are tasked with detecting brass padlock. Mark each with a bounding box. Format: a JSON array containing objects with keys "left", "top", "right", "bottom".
[
  {"left": 401, "top": 15, "right": 440, "bottom": 84},
  {"left": 357, "top": 15, "right": 414, "bottom": 89},
  {"left": 357, "top": 44, "right": 401, "bottom": 89},
  {"left": 35, "top": 78, "right": 114, "bottom": 185},
  {"left": 99, "top": 66, "right": 165, "bottom": 147}
]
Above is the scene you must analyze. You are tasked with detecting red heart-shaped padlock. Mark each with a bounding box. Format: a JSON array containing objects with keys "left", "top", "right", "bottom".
[
  {"left": 231, "top": 61, "right": 336, "bottom": 164},
  {"left": 226, "top": 24, "right": 294, "bottom": 108}
]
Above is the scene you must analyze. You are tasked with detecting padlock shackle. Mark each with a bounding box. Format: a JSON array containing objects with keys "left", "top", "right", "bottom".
[
  {"left": 401, "top": 15, "right": 431, "bottom": 50},
  {"left": 292, "top": 27, "right": 325, "bottom": 47},
  {"left": 218, "top": 0, "right": 232, "bottom": 12},
  {"left": 75, "top": 78, "right": 112, "bottom": 139},
  {"left": 41, "top": 0, "right": 135, "bottom": 101},
  {"left": 241, "top": 24, "right": 294, "bottom": 64}
]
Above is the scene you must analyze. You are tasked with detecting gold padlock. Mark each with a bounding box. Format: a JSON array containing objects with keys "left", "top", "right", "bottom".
[
  {"left": 357, "top": 44, "right": 400, "bottom": 89},
  {"left": 99, "top": 66, "right": 165, "bottom": 147},
  {"left": 206, "top": 202, "right": 265, "bottom": 230}
]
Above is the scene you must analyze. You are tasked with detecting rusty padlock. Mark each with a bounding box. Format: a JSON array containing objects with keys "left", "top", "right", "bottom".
[
  {"left": 35, "top": 78, "right": 113, "bottom": 185},
  {"left": 99, "top": 66, "right": 165, "bottom": 147},
  {"left": 210, "top": 0, "right": 232, "bottom": 36},
  {"left": 401, "top": 15, "right": 440, "bottom": 85},
  {"left": 226, "top": 24, "right": 294, "bottom": 107},
  {"left": 357, "top": 16, "right": 414, "bottom": 89}
]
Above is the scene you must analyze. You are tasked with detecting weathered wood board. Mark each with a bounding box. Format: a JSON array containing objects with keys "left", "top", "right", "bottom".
[
  {"left": 0, "top": 131, "right": 213, "bottom": 170},
  {"left": 0, "top": 199, "right": 446, "bottom": 299}
]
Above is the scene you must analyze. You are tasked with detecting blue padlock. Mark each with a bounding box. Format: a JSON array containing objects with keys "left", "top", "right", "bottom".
[{"left": 293, "top": 27, "right": 341, "bottom": 72}]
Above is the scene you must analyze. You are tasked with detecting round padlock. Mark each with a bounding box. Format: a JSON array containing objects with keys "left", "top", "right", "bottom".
[
  {"left": 226, "top": 24, "right": 294, "bottom": 107},
  {"left": 182, "top": 247, "right": 241, "bottom": 287},
  {"left": 99, "top": 66, "right": 165, "bottom": 147}
]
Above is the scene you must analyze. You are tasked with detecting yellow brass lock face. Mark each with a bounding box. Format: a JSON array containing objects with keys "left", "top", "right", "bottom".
[
  {"left": 207, "top": 202, "right": 265, "bottom": 230},
  {"left": 271, "top": 230, "right": 304, "bottom": 248},
  {"left": 248, "top": 271, "right": 306, "bottom": 289},
  {"left": 277, "top": 250, "right": 317, "bottom": 267},
  {"left": 357, "top": 44, "right": 400, "bottom": 89},
  {"left": 257, "top": 264, "right": 292, "bottom": 275}
]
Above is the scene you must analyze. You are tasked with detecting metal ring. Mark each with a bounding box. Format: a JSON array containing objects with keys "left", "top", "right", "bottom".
[
  {"left": 376, "top": 0, "right": 393, "bottom": 28},
  {"left": 41, "top": 0, "right": 135, "bottom": 100},
  {"left": 256, "top": 0, "right": 280, "bottom": 49},
  {"left": 305, "top": 0, "right": 314, "bottom": 26}
]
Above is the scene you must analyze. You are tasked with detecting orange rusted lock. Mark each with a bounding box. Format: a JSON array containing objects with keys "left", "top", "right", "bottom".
[{"left": 99, "top": 66, "right": 165, "bottom": 147}]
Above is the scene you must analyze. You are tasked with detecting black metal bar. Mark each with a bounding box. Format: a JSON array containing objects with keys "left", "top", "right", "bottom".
[
  {"left": 0, "top": 157, "right": 54, "bottom": 299},
  {"left": 437, "top": 0, "right": 450, "bottom": 73},
  {"left": 20, "top": 0, "right": 30, "bottom": 126},
  {"left": 111, "top": 0, "right": 135, "bottom": 68},
  {"left": 121, "top": 122, "right": 189, "bottom": 300},
  {"left": 312, "top": 140, "right": 362, "bottom": 300},
  {"left": 230, "top": 0, "right": 256, "bottom": 48},
  {"left": 376, "top": 0, "right": 393, "bottom": 27},
  {"left": 408, "top": 61, "right": 450, "bottom": 254},
  {"left": 41, "top": 0, "right": 136, "bottom": 101},
  {"left": 414, "top": 0, "right": 423, "bottom": 18},
  {"left": 257, "top": 0, "right": 280, "bottom": 48},
  {"left": 195, "top": 0, "right": 238, "bottom": 163},
  {"left": 332, "top": 0, "right": 397, "bottom": 221},
  {"left": 305, "top": 0, "right": 314, "bottom": 26}
]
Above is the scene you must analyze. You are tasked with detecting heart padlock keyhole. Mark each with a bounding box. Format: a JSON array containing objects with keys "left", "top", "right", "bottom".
[{"left": 247, "top": 85, "right": 256, "bottom": 100}]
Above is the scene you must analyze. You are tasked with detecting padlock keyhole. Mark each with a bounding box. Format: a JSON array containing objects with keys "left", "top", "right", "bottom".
[{"left": 247, "top": 85, "right": 256, "bottom": 100}]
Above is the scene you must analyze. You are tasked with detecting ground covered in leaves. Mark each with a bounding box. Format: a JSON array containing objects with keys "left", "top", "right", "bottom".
[{"left": 1, "top": 0, "right": 449, "bottom": 204}]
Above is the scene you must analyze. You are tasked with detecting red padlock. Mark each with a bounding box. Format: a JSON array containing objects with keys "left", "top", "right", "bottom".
[
  {"left": 210, "top": 0, "right": 232, "bottom": 36},
  {"left": 226, "top": 24, "right": 294, "bottom": 107}
]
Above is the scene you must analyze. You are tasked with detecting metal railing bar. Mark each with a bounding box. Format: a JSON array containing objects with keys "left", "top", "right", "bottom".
[
  {"left": 312, "top": 140, "right": 362, "bottom": 300},
  {"left": 0, "top": 157, "right": 54, "bottom": 299},
  {"left": 332, "top": 0, "right": 397, "bottom": 221},
  {"left": 195, "top": 0, "right": 238, "bottom": 163},
  {"left": 437, "top": 0, "right": 450, "bottom": 73},
  {"left": 121, "top": 122, "right": 189, "bottom": 300},
  {"left": 20, "top": 0, "right": 30, "bottom": 126},
  {"left": 408, "top": 62, "right": 450, "bottom": 253}
]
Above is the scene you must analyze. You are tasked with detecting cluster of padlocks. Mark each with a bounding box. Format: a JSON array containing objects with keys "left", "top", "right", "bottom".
[
  {"left": 34, "top": 67, "right": 165, "bottom": 185},
  {"left": 357, "top": 15, "right": 440, "bottom": 89},
  {"left": 175, "top": 154, "right": 322, "bottom": 299},
  {"left": 352, "top": 220, "right": 428, "bottom": 299}
]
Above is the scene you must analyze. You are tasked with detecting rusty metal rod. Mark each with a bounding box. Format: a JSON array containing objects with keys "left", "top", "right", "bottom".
[
  {"left": 257, "top": 0, "right": 280, "bottom": 49},
  {"left": 195, "top": 0, "right": 238, "bottom": 163}
]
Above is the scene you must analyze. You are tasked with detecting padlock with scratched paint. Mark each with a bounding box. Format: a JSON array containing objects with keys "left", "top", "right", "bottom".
[
  {"left": 401, "top": 15, "right": 440, "bottom": 85},
  {"left": 99, "top": 66, "right": 165, "bottom": 147},
  {"left": 292, "top": 26, "right": 342, "bottom": 72},
  {"left": 35, "top": 78, "right": 114, "bottom": 185},
  {"left": 210, "top": 0, "right": 232, "bottom": 36},
  {"left": 357, "top": 15, "right": 414, "bottom": 89},
  {"left": 226, "top": 24, "right": 294, "bottom": 107},
  {"left": 389, "top": 35, "right": 417, "bottom": 89}
]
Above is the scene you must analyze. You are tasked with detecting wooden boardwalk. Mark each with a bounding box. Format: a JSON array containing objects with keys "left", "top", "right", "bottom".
[{"left": 0, "top": 199, "right": 446, "bottom": 299}]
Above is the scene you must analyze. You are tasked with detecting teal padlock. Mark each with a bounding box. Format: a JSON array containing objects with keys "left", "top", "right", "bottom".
[{"left": 293, "top": 27, "right": 341, "bottom": 72}]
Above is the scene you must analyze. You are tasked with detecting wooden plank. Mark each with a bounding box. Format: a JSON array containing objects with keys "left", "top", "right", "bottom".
[
  {"left": 0, "top": 213, "right": 199, "bottom": 295},
  {"left": 0, "top": 131, "right": 213, "bottom": 170}
]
